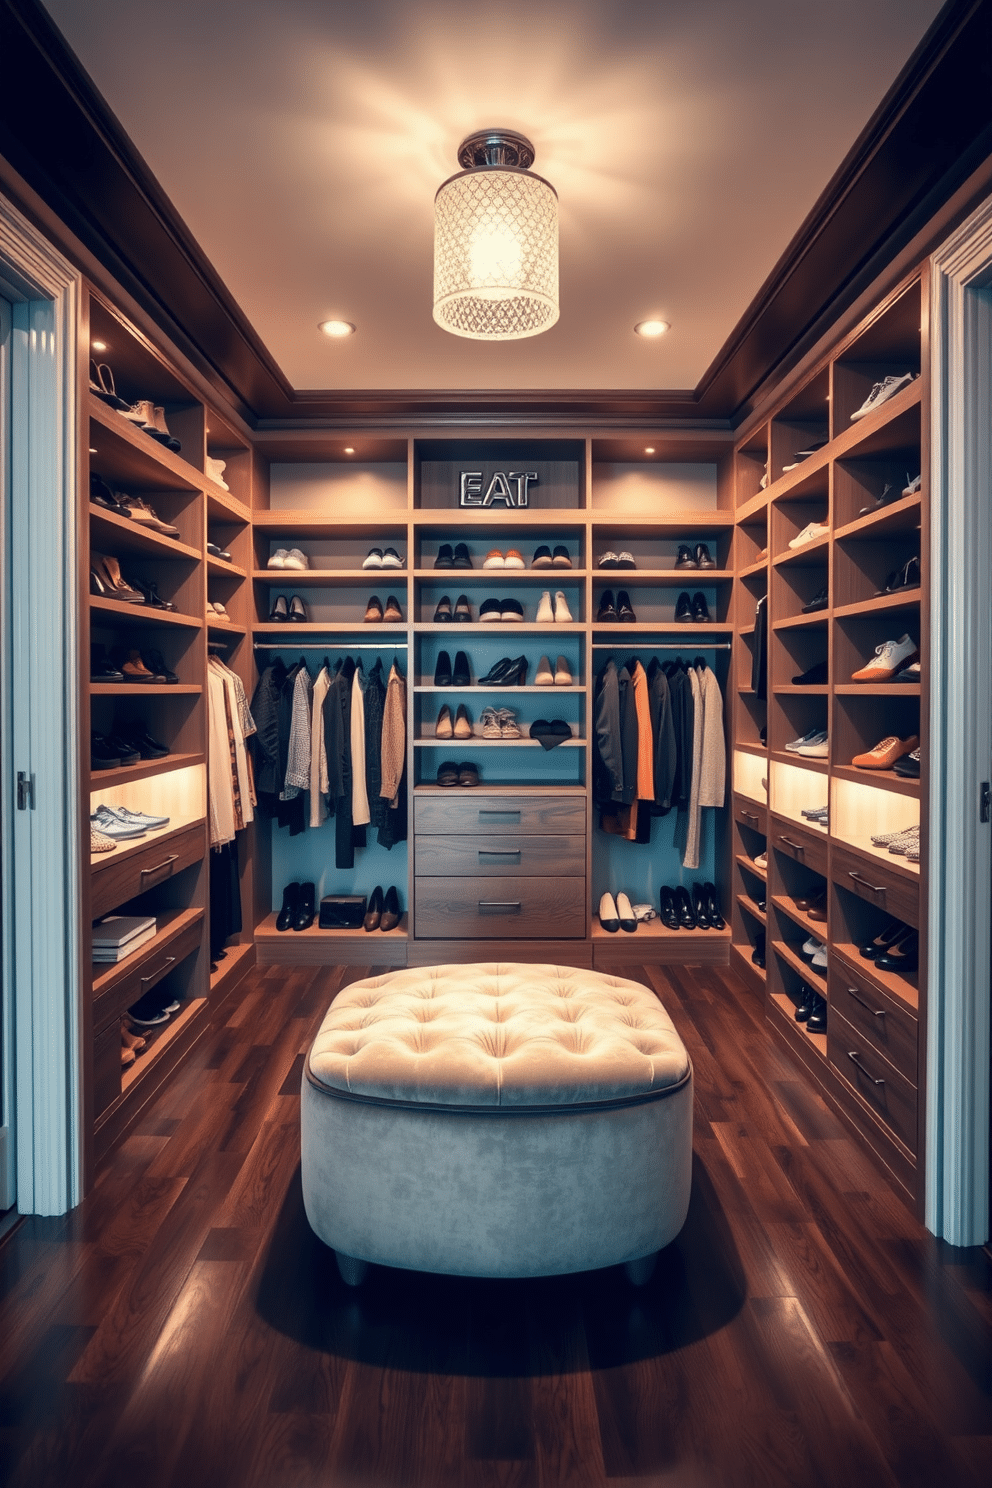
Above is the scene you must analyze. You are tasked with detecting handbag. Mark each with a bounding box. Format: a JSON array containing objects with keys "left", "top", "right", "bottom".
[{"left": 318, "top": 894, "right": 367, "bottom": 929}]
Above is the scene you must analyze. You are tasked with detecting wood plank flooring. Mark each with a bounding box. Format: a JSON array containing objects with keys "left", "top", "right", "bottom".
[{"left": 1, "top": 958, "right": 990, "bottom": 1488}]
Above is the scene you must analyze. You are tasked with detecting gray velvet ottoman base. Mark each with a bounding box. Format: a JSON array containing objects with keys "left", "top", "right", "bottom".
[{"left": 301, "top": 963, "right": 693, "bottom": 1284}]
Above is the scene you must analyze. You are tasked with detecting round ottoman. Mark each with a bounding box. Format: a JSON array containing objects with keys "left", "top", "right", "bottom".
[{"left": 301, "top": 962, "right": 692, "bottom": 1285}]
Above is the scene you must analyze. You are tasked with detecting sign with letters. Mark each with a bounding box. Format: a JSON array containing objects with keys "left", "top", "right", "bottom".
[{"left": 459, "top": 470, "right": 539, "bottom": 508}]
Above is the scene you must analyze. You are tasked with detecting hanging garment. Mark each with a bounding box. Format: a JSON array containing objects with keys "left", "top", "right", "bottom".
[
  {"left": 309, "top": 664, "right": 332, "bottom": 828},
  {"left": 752, "top": 594, "right": 768, "bottom": 700},
  {"left": 209, "top": 839, "right": 242, "bottom": 959},
  {"left": 351, "top": 663, "right": 371, "bottom": 827},
  {"left": 283, "top": 663, "right": 314, "bottom": 799},
  {"left": 593, "top": 659, "right": 623, "bottom": 805},
  {"left": 665, "top": 663, "right": 695, "bottom": 810},
  {"left": 381, "top": 661, "right": 406, "bottom": 809},
  {"left": 207, "top": 663, "right": 237, "bottom": 847},
  {"left": 674, "top": 665, "right": 704, "bottom": 868},
  {"left": 646, "top": 659, "right": 677, "bottom": 813},
  {"left": 363, "top": 659, "right": 387, "bottom": 831},
  {"left": 323, "top": 657, "right": 356, "bottom": 869},
  {"left": 249, "top": 660, "right": 285, "bottom": 799},
  {"left": 698, "top": 663, "right": 727, "bottom": 811},
  {"left": 213, "top": 657, "right": 257, "bottom": 816}
]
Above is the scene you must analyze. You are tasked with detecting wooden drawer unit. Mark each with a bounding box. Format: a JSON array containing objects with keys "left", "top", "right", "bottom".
[
  {"left": 734, "top": 797, "right": 767, "bottom": 834},
  {"left": 415, "top": 874, "right": 586, "bottom": 939},
  {"left": 829, "top": 951, "right": 918, "bottom": 1087},
  {"left": 92, "top": 913, "right": 204, "bottom": 1034},
  {"left": 91, "top": 821, "right": 206, "bottom": 920},
  {"left": 416, "top": 834, "right": 585, "bottom": 878},
  {"left": 770, "top": 817, "right": 828, "bottom": 876},
  {"left": 831, "top": 843, "right": 919, "bottom": 926},
  {"left": 414, "top": 793, "right": 586, "bottom": 836},
  {"left": 828, "top": 1007, "right": 918, "bottom": 1154}
]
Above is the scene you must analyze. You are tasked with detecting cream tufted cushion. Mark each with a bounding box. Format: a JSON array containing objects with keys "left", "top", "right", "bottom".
[{"left": 307, "top": 962, "right": 690, "bottom": 1108}]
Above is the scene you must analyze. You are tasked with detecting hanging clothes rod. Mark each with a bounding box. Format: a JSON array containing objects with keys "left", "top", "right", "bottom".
[
  {"left": 253, "top": 641, "right": 408, "bottom": 650},
  {"left": 592, "top": 642, "right": 731, "bottom": 651}
]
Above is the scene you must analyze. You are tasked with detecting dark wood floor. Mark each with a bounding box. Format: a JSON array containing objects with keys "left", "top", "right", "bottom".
[{"left": 1, "top": 958, "right": 991, "bottom": 1488}]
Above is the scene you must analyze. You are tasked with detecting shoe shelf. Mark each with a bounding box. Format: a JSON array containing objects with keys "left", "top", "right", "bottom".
[
  {"left": 735, "top": 852, "right": 767, "bottom": 882},
  {"left": 91, "top": 907, "right": 205, "bottom": 1002},
  {"left": 593, "top": 569, "right": 735, "bottom": 585},
  {"left": 769, "top": 991, "right": 828, "bottom": 1059},
  {"left": 89, "top": 505, "right": 201, "bottom": 561},
  {"left": 771, "top": 613, "right": 829, "bottom": 633},
  {"left": 254, "top": 913, "right": 408, "bottom": 968},
  {"left": 831, "top": 943, "right": 918, "bottom": 1014},
  {"left": 118, "top": 997, "right": 208, "bottom": 1096},
  {"left": 772, "top": 535, "right": 831, "bottom": 568},
  {"left": 834, "top": 495, "right": 921, "bottom": 542},
  {"left": 210, "top": 941, "right": 256, "bottom": 995},
  {"left": 591, "top": 916, "right": 732, "bottom": 951},
  {"left": 88, "top": 812, "right": 207, "bottom": 868},
  {"left": 735, "top": 741, "right": 767, "bottom": 759},
  {"left": 207, "top": 553, "right": 247, "bottom": 579},
  {"left": 90, "top": 595, "right": 203, "bottom": 630},
  {"left": 254, "top": 911, "right": 408, "bottom": 941},
  {"left": 90, "top": 750, "right": 205, "bottom": 791},
  {"left": 773, "top": 684, "right": 829, "bottom": 695},
  {"left": 255, "top": 569, "right": 409, "bottom": 585},
  {"left": 770, "top": 750, "right": 828, "bottom": 774},
  {"left": 831, "top": 832, "right": 921, "bottom": 879},
  {"left": 737, "top": 555, "right": 770, "bottom": 579},
  {"left": 414, "top": 684, "right": 587, "bottom": 694},
  {"left": 833, "top": 682, "right": 920, "bottom": 696},
  {"left": 736, "top": 892, "right": 766, "bottom": 926},
  {"left": 253, "top": 513, "right": 406, "bottom": 539},
  {"left": 414, "top": 568, "right": 585, "bottom": 582},
  {"left": 205, "top": 486, "right": 250, "bottom": 524},
  {"left": 417, "top": 622, "right": 584, "bottom": 634},
  {"left": 206, "top": 617, "right": 247, "bottom": 637},
  {"left": 88, "top": 396, "right": 205, "bottom": 494},
  {"left": 90, "top": 681, "right": 202, "bottom": 695},
  {"left": 771, "top": 894, "right": 825, "bottom": 940},
  {"left": 252, "top": 622, "right": 408, "bottom": 636},
  {"left": 592, "top": 622, "right": 733, "bottom": 635},
  {"left": 415, "top": 781, "right": 587, "bottom": 796},
  {"left": 832, "top": 595, "right": 920, "bottom": 625},
  {"left": 773, "top": 938, "right": 828, "bottom": 996},
  {"left": 831, "top": 763, "right": 920, "bottom": 796},
  {"left": 414, "top": 737, "right": 585, "bottom": 749}
]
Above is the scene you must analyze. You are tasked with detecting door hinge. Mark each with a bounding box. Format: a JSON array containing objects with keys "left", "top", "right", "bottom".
[
  {"left": 981, "top": 781, "right": 991, "bottom": 824},
  {"left": 16, "top": 771, "right": 35, "bottom": 810}
]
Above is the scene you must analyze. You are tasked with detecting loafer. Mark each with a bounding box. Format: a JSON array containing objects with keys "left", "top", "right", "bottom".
[
  {"left": 675, "top": 591, "right": 693, "bottom": 622},
  {"left": 433, "top": 595, "right": 453, "bottom": 622},
  {"left": 501, "top": 597, "right": 525, "bottom": 622},
  {"left": 532, "top": 545, "right": 553, "bottom": 568},
  {"left": 616, "top": 591, "right": 636, "bottom": 622},
  {"left": 381, "top": 548, "right": 403, "bottom": 569},
  {"left": 852, "top": 734, "right": 918, "bottom": 769},
  {"left": 675, "top": 545, "right": 697, "bottom": 569},
  {"left": 452, "top": 651, "right": 471, "bottom": 686},
  {"left": 434, "top": 650, "right": 452, "bottom": 686},
  {"left": 458, "top": 760, "right": 480, "bottom": 787},
  {"left": 288, "top": 595, "right": 308, "bottom": 622},
  {"left": 453, "top": 543, "right": 472, "bottom": 569},
  {"left": 893, "top": 747, "right": 921, "bottom": 778},
  {"left": 436, "top": 760, "right": 460, "bottom": 787},
  {"left": 383, "top": 595, "right": 403, "bottom": 622},
  {"left": 434, "top": 544, "right": 454, "bottom": 569},
  {"left": 123, "top": 724, "right": 169, "bottom": 759},
  {"left": 362, "top": 548, "right": 384, "bottom": 569},
  {"left": 380, "top": 885, "right": 402, "bottom": 932},
  {"left": 691, "top": 592, "right": 710, "bottom": 623},
  {"left": 597, "top": 590, "right": 618, "bottom": 622},
  {"left": 483, "top": 549, "right": 505, "bottom": 569},
  {"left": 91, "top": 733, "right": 122, "bottom": 770},
  {"left": 599, "top": 892, "right": 620, "bottom": 932},
  {"left": 364, "top": 595, "right": 384, "bottom": 622},
  {"left": 598, "top": 552, "right": 620, "bottom": 568},
  {"left": 694, "top": 543, "right": 716, "bottom": 569},
  {"left": 269, "top": 594, "right": 289, "bottom": 622},
  {"left": 452, "top": 594, "right": 472, "bottom": 622},
  {"left": 552, "top": 545, "right": 572, "bottom": 568},
  {"left": 793, "top": 661, "right": 829, "bottom": 685},
  {"left": 479, "top": 598, "right": 503, "bottom": 622},
  {"left": 615, "top": 551, "right": 636, "bottom": 569},
  {"left": 363, "top": 885, "right": 384, "bottom": 932},
  {"left": 504, "top": 549, "right": 525, "bottom": 569}
]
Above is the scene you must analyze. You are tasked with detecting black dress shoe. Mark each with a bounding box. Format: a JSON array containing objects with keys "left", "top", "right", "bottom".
[
  {"left": 453, "top": 594, "right": 472, "bottom": 622},
  {"left": 692, "top": 883, "right": 711, "bottom": 929},
  {"left": 269, "top": 594, "right": 289, "bottom": 622},
  {"left": 105, "top": 733, "right": 141, "bottom": 766},
  {"left": 293, "top": 882, "right": 316, "bottom": 932},
  {"left": 91, "top": 650, "right": 124, "bottom": 682},
  {"left": 133, "top": 578, "right": 176, "bottom": 611},
  {"left": 142, "top": 648, "right": 178, "bottom": 684},
  {"left": 674, "top": 886, "right": 696, "bottom": 929},
  {"left": 276, "top": 882, "right": 300, "bottom": 931},
  {"left": 453, "top": 543, "right": 472, "bottom": 569},
  {"left": 433, "top": 595, "right": 453, "bottom": 622},
  {"left": 801, "top": 585, "right": 829, "bottom": 613},
  {"left": 858, "top": 920, "right": 903, "bottom": 960},
  {"left": 597, "top": 590, "right": 617, "bottom": 622},
  {"left": 704, "top": 882, "right": 724, "bottom": 929},
  {"left": 793, "top": 660, "right": 829, "bottom": 685},
  {"left": 794, "top": 983, "right": 817, "bottom": 1021},
  {"left": 751, "top": 932, "right": 766, "bottom": 969},
  {"left": 659, "top": 887, "right": 680, "bottom": 931},
  {"left": 806, "top": 995, "right": 828, "bottom": 1034},
  {"left": 380, "top": 885, "right": 402, "bottom": 931},
  {"left": 691, "top": 591, "right": 710, "bottom": 623},
  {"left": 875, "top": 928, "right": 918, "bottom": 973},
  {"left": 876, "top": 555, "right": 921, "bottom": 595},
  {"left": 675, "top": 590, "right": 693, "bottom": 622},
  {"left": 288, "top": 595, "right": 308, "bottom": 622},
  {"left": 123, "top": 725, "right": 169, "bottom": 759},
  {"left": 452, "top": 650, "right": 471, "bottom": 686},
  {"left": 479, "top": 655, "right": 527, "bottom": 685},
  {"left": 675, "top": 545, "right": 697, "bottom": 570},
  {"left": 91, "top": 733, "right": 121, "bottom": 770},
  {"left": 694, "top": 543, "right": 716, "bottom": 569},
  {"left": 435, "top": 544, "right": 454, "bottom": 569},
  {"left": 616, "top": 590, "right": 637, "bottom": 622},
  {"left": 363, "top": 885, "right": 383, "bottom": 932},
  {"left": 434, "top": 650, "right": 452, "bottom": 686},
  {"left": 893, "top": 748, "right": 920, "bottom": 778}
]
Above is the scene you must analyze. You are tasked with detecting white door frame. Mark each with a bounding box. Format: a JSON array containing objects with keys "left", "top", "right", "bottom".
[
  {"left": 0, "top": 192, "right": 82, "bottom": 1216},
  {"left": 928, "top": 193, "right": 992, "bottom": 1246}
]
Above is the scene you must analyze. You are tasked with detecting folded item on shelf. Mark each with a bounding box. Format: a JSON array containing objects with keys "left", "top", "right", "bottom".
[{"left": 318, "top": 895, "right": 368, "bottom": 929}]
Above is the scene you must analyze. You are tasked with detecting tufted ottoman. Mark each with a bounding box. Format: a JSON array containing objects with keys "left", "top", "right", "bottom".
[{"left": 301, "top": 963, "right": 692, "bottom": 1285}]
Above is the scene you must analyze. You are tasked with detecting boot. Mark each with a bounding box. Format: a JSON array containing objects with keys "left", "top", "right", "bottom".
[
  {"left": 294, "top": 882, "right": 316, "bottom": 931},
  {"left": 276, "top": 882, "right": 300, "bottom": 931}
]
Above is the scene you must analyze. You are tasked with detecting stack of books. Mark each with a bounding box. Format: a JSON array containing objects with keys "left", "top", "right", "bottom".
[{"left": 92, "top": 915, "right": 157, "bottom": 964}]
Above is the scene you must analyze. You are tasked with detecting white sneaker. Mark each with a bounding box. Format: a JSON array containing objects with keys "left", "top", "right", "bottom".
[
  {"left": 788, "top": 522, "right": 830, "bottom": 550},
  {"left": 554, "top": 591, "right": 573, "bottom": 623},
  {"left": 282, "top": 548, "right": 309, "bottom": 571},
  {"left": 785, "top": 728, "right": 827, "bottom": 753},
  {"left": 554, "top": 655, "right": 573, "bottom": 686},
  {"left": 205, "top": 455, "right": 229, "bottom": 490},
  {"left": 850, "top": 633, "right": 918, "bottom": 682},
  {"left": 498, "top": 708, "right": 522, "bottom": 739},
  {"left": 850, "top": 372, "right": 916, "bottom": 421},
  {"left": 535, "top": 655, "right": 554, "bottom": 686},
  {"left": 797, "top": 735, "right": 829, "bottom": 758},
  {"left": 536, "top": 591, "right": 554, "bottom": 623},
  {"left": 811, "top": 947, "right": 828, "bottom": 969},
  {"left": 267, "top": 549, "right": 288, "bottom": 569}
]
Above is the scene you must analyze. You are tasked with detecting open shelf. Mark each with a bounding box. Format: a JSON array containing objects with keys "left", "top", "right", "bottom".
[
  {"left": 90, "top": 596, "right": 202, "bottom": 630},
  {"left": 92, "top": 908, "right": 204, "bottom": 999},
  {"left": 120, "top": 997, "right": 208, "bottom": 1093},
  {"left": 769, "top": 990, "right": 827, "bottom": 1059},
  {"left": 736, "top": 892, "right": 766, "bottom": 925},
  {"left": 254, "top": 911, "right": 408, "bottom": 943},
  {"left": 90, "top": 750, "right": 204, "bottom": 791},
  {"left": 773, "top": 938, "right": 827, "bottom": 995},
  {"left": 89, "top": 505, "right": 201, "bottom": 561}
]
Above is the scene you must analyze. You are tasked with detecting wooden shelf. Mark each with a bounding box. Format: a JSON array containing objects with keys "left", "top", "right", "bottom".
[
  {"left": 417, "top": 567, "right": 582, "bottom": 582},
  {"left": 832, "top": 591, "right": 921, "bottom": 620},
  {"left": 832, "top": 763, "right": 920, "bottom": 796},
  {"left": 252, "top": 623, "right": 407, "bottom": 637},
  {"left": 738, "top": 555, "right": 769, "bottom": 578},
  {"left": 253, "top": 512, "right": 408, "bottom": 538},
  {"left": 90, "top": 682, "right": 202, "bottom": 695},
  {"left": 735, "top": 852, "right": 767, "bottom": 882},
  {"left": 588, "top": 512, "right": 735, "bottom": 532},
  {"left": 832, "top": 942, "right": 919, "bottom": 1014},
  {"left": 735, "top": 740, "right": 768, "bottom": 758},
  {"left": 830, "top": 832, "right": 921, "bottom": 879},
  {"left": 207, "top": 553, "right": 247, "bottom": 578},
  {"left": 89, "top": 505, "right": 201, "bottom": 561},
  {"left": 210, "top": 941, "right": 256, "bottom": 994},
  {"left": 833, "top": 683, "right": 920, "bottom": 696},
  {"left": 92, "top": 908, "right": 204, "bottom": 1000},
  {"left": 772, "top": 612, "right": 828, "bottom": 631},
  {"left": 736, "top": 892, "right": 766, "bottom": 925},
  {"left": 834, "top": 494, "right": 922, "bottom": 541},
  {"left": 255, "top": 568, "right": 409, "bottom": 584},
  {"left": 120, "top": 997, "right": 208, "bottom": 1093},
  {"left": 772, "top": 938, "right": 827, "bottom": 994},
  {"left": 592, "top": 916, "right": 732, "bottom": 948},
  {"left": 419, "top": 622, "right": 584, "bottom": 634},
  {"left": 769, "top": 990, "right": 827, "bottom": 1060},
  {"left": 415, "top": 782, "right": 586, "bottom": 796},
  {"left": 89, "top": 396, "right": 204, "bottom": 492},
  {"left": 90, "top": 596, "right": 202, "bottom": 630},
  {"left": 206, "top": 617, "right": 247, "bottom": 636},
  {"left": 203, "top": 477, "right": 249, "bottom": 523},
  {"left": 414, "top": 737, "right": 585, "bottom": 748},
  {"left": 89, "top": 751, "right": 204, "bottom": 790},
  {"left": 254, "top": 911, "right": 408, "bottom": 942},
  {"left": 772, "top": 534, "right": 830, "bottom": 567},
  {"left": 591, "top": 622, "right": 733, "bottom": 635},
  {"left": 773, "top": 684, "right": 829, "bottom": 695},
  {"left": 770, "top": 749, "right": 828, "bottom": 774},
  {"left": 592, "top": 569, "right": 735, "bottom": 585},
  {"left": 770, "top": 894, "right": 827, "bottom": 941}
]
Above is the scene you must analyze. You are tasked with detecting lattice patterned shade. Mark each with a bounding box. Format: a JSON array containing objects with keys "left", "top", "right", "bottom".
[{"left": 433, "top": 142, "right": 559, "bottom": 341}]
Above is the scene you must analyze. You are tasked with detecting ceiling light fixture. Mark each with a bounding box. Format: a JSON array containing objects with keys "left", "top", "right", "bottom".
[
  {"left": 644, "top": 447, "right": 656, "bottom": 454},
  {"left": 91, "top": 340, "right": 107, "bottom": 352},
  {"left": 343, "top": 447, "right": 355, "bottom": 454},
  {"left": 433, "top": 129, "right": 559, "bottom": 341},
  {"left": 634, "top": 320, "right": 670, "bottom": 338},
  {"left": 319, "top": 320, "right": 356, "bottom": 338}
]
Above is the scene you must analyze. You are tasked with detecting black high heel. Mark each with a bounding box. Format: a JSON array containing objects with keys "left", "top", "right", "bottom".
[
  {"left": 276, "top": 883, "right": 300, "bottom": 932},
  {"left": 692, "top": 884, "right": 711, "bottom": 929},
  {"left": 704, "top": 882, "right": 725, "bottom": 929},
  {"left": 269, "top": 594, "right": 289, "bottom": 622},
  {"left": 659, "top": 887, "right": 679, "bottom": 931},
  {"left": 674, "top": 886, "right": 696, "bottom": 929}
]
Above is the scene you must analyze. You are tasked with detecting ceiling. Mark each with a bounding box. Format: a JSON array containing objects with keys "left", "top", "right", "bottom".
[{"left": 42, "top": 0, "right": 945, "bottom": 394}]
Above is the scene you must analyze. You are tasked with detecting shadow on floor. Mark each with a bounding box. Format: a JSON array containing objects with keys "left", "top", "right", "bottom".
[{"left": 255, "top": 1151, "right": 745, "bottom": 1375}]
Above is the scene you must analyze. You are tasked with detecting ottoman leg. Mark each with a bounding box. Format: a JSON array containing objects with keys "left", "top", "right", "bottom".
[
  {"left": 624, "top": 1252, "right": 658, "bottom": 1287},
  {"left": 335, "top": 1251, "right": 369, "bottom": 1287}
]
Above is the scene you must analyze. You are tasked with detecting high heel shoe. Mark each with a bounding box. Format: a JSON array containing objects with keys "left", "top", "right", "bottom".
[
  {"left": 674, "top": 886, "right": 696, "bottom": 929},
  {"left": 293, "top": 882, "right": 316, "bottom": 931},
  {"left": 363, "top": 886, "right": 384, "bottom": 932},
  {"left": 269, "top": 594, "right": 289, "bottom": 622},
  {"left": 658, "top": 887, "right": 679, "bottom": 931},
  {"left": 380, "top": 886, "right": 402, "bottom": 931},
  {"left": 704, "top": 882, "right": 724, "bottom": 930},
  {"left": 692, "top": 884, "right": 711, "bottom": 929},
  {"left": 276, "top": 882, "right": 300, "bottom": 931}
]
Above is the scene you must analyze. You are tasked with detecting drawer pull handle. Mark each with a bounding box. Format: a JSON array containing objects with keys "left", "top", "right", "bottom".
[
  {"left": 846, "top": 987, "right": 885, "bottom": 1018},
  {"left": 478, "top": 848, "right": 521, "bottom": 858},
  {"left": 478, "top": 900, "right": 522, "bottom": 913},
  {"left": 847, "top": 1051, "right": 885, "bottom": 1086},
  {"left": 140, "top": 854, "right": 180, "bottom": 878},
  {"left": 140, "top": 956, "right": 176, "bottom": 985},
  {"left": 741, "top": 810, "right": 760, "bottom": 823},
  {"left": 848, "top": 871, "right": 886, "bottom": 896},
  {"left": 780, "top": 836, "right": 805, "bottom": 854},
  {"left": 479, "top": 810, "right": 521, "bottom": 822}
]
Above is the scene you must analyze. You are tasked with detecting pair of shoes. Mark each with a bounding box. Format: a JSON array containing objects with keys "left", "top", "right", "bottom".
[
  {"left": 536, "top": 591, "right": 572, "bottom": 623},
  {"left": 92, "top": 731, "right": 140, "bottom": 769},
  {"left": 90, "top": 803, "right": 168, "bottom": 840},
  {"left": 478, "top": 656, "right": 528, "bottom": 686},
  {"left": 483, "top": 548, "right": 524, "bottom": 568},
  {"left": 785, "top": 728, "right": 828, "bottom": 757},
  {"left": 794, "top": 887, "right": 827, "bottom": 921},
  {"left": 535, "top": 654, "right": 573, "bottom": 685},
  {"left": 436, "top": 703, "right": 473, "bottom": 739},
  {"left": 118, "top": 495, "right": 180, "bottom": 536},
  {"left": 435, "top": 594, "right": 474, "bottom": 622},
  {"left": 434, "top": 650, "right": 471, "bottom": 686},
  {"left": 874, "top": 556, "right": 920, "bottom": 596},
  {"left": 801, "top": 936, "right": 828, "bottom": 969},
  {"left": 874, "top": 926, "right": 918, "bottom": 972},
  {"left": 850, "top": 634, "right": 919, "bottom": 682},
  {"left": 205, "top": 600, "right": 229, "bottom": 618},
  {"left": 362, "top": 547, "right": 403, "bottom": 569},
  {"left": 801, "top": 585, "right": 829, "bottom": 613},
  {"left": 481, "top": 706, "right": 521, "bottom": 738},
  {"left": 850, "top": 372, "right": 917, "bottom": 421},
  {"left": 206, "top": 539, "right": 233, "bottom": 561},
  {"left": 794, "top": 986, "right": 827, "bottom": 1032},
  {"left": 675, "top": 543, "right": 716, "bottom": 570},
  {"left": 436, "top": 760, "right": 480, "bottom": 787},
  {"left": 267, "top": 548, "right": 309, "bottom": 570},
  {"left": 90, "top": 648, "right": 120, "bottom": 683},
  {"left": 675, "top": 591, "right": 710, "bottom": 623},
  {"left": 599, "top": 891, "right": 637, "bottom": 932},
  {"left": 479, "top": 597, "right": 525, "bottom": 622},
  {"left": 793, "top": 660, "right": 829, "bottom": 685},
  {"left": 276, "top": 882, "right": 316, "bottom": 931},
  {"left": 366, "top": 595, "right": 403, "bottom": 622},
  {"left": 597, "top": 589, "right": 636, "bottom": 622},
  {"left": 800, "top": 803, "right": 829, "bottom": 824},
  {"left": 363, "top": 886, "right": 402, "bottom": 932},
  {"left": 435, "top": 542, "right": 472, "bottom": 569},
  {"left": 127, "top": 990, "right": 180, "bottom": 1027},
  {"left": 111, "top": 719, "right": 168, "bottom": 759},
  {"left": 852, "top": 734, "right": 918, "bottom": 769},
  {"left": 89, "top": 473, "right": 134, "bottom": 518},
  {"left": 117, "top": 398, "right": 181, "bottom": 452},
  {"left": 109, "top": 646, "right": 177, "bottom": 684},
  {"left": 785, "top": 727, "right": 826, "bottom": 753},
  {"left": 90, "top": 551, "right": 144, "bottom": 604},
  {"left": 881, "top": 824, "right": 919, "bottom": 857},
  {"left": 658, "top": 883, "right": 723, "bottom": 930},
  {"left": 788, "top": 522, "right": 830, "bottom": 550},
  {"left": 269, "top": 594, "right": 308, "bottom": 622},
  {"left": 598, "top": 551, "right": 636, "bottom": 569},
  {"left": 533, "top": 545, "right": 572, "bottom": 568}
]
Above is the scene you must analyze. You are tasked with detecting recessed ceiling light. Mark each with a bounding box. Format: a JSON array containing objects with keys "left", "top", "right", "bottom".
[
  {"left": 91, "top": 340, "right": 107, "bottom": 352},
  {"left": 88, "top": 447, "right": 98, "bottom": 454},
  {"left": 344, "top": 447, "right": 355, "bottom": 454},
  {"left": 319, "top": 319, "right": 356, "bottom": 338},
  {"left": 634, "top": 320, "right": 669, "bottom": 338},
  {"left": 644, "top": 446, "right": 655, "bottom": 454}
]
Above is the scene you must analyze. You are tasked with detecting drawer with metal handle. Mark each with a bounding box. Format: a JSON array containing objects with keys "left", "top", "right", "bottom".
[
  {"left": 415, "top": 833, "right": 585, "bottom": 878},
  {"left": 770, "top": 818, "right": 829, "bottom": 877},
  {"left": 831, "top": 843, "right": 919, "bottom": 927},
  {"left": 828, "top": 1007, "right": 918, "bottom": 1154},
  {"left": 91, "top": 821, "right": 206, "bottom": 920},
  {"left": 414, "top": 794, "right": 586, "bottom": 837},
  {"left": 415, "top": 874, "right": 586, "bottom": 939},
  {"left": 829, "top": 952, "right": 918, "bottom": 1087},
  {"left": 734, "top": 797, "right": 767, "bottom": 834}
]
